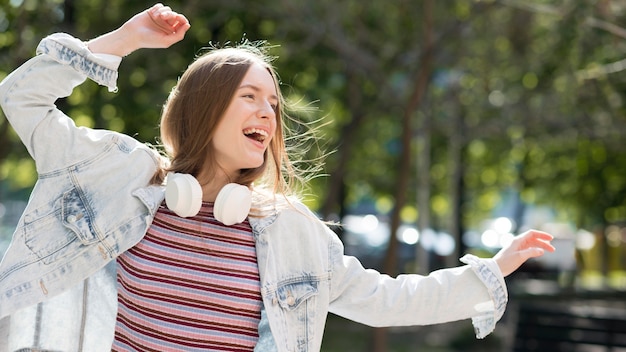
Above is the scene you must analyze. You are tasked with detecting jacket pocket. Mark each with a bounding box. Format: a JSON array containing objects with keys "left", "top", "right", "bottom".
[
  {"left": 23, "top": 188, "right": 99, "bottom": 264},
  {"left": 60, "top": 187, "right": 99, "bottom": 244},
  {"left": 275, "top": 278, "right": 319, "bottom": 311},
  {"left": 270, "top": 278, "right": 320, "bottom": 351}
]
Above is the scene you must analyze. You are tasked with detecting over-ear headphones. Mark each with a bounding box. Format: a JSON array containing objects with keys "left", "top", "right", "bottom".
[{"left": 164, "top": 173, "right": 252, "bottom": 225}]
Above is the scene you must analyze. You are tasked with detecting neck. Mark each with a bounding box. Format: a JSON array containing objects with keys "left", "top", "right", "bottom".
[
  {"left": 201, "top": 184, "right": 222, "bottom": 202},
  {"left": 198, "top": 170, "right": 236, "bottom": 202}
]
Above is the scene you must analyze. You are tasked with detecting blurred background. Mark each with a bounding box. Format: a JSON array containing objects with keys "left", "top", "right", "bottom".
[{"left": 1, "top": 0, "right": 626, "bottom": 351}]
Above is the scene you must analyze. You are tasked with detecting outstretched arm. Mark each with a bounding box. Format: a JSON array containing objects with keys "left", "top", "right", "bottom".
[
  {"left": 87, "top": 3, "right": 190, "bottom": 56},
  {"left": 494, "top": 230, "right": 556, "bottom": 277}
]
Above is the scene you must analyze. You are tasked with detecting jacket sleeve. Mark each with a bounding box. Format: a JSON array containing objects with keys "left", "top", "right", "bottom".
[
  {"left": 0, "top": 33, "right": 121, "bottom": 173},
  {"left": 327, "top": 227, "right": 508, "bottom": 339}
]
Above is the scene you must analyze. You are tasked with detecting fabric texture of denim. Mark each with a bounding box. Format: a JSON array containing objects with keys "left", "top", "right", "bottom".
[{"left": 0, "top": 33, "right": 508, "bottom": 352}]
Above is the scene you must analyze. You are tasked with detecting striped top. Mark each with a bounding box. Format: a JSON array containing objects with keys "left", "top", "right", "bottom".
[{"left": 112, "top": 202, "right": 262, "bottom": 351}]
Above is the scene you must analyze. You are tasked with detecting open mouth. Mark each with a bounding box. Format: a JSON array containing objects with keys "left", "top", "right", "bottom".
[{"left": 243, "top": 128, "right": 269, "bottom": 143}]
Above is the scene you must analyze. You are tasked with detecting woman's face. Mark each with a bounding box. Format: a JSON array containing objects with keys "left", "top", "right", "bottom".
[{"left": 212, "top": 62, "right": 278, "bottom": 179}]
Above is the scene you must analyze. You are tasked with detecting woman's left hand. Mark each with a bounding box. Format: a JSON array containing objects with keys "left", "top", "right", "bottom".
[{"left": 493, "top": 230, "right": 556, "bottom": 277}]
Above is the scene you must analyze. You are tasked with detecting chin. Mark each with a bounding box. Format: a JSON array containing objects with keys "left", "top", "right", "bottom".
[{"left": 242, "top": 159, "right": 265, "bottom": 170}]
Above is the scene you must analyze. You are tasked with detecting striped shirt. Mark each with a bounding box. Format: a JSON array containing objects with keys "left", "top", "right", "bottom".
[{"left": 112, "top": 202, "right": 262, "bottom": 351}]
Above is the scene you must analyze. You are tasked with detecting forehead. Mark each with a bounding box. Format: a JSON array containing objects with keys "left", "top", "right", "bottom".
[{"left": 240, "top": 62, "right": 278, "bottom": 95}]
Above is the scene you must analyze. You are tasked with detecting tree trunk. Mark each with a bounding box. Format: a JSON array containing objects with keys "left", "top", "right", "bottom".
[
  {"left": 372, "top": 1, "right": 434, "bottom": 351},
  {"left": 320, "top": 73, "right": 365, "bottom": 226},
  {"left": 415, "top": 112, "right": 432, "bottom": 275},
  {"left": 449, "top": 104, "right": 465, "bottom": 265}
]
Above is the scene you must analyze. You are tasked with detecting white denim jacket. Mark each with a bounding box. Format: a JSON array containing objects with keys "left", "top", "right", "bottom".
[{"left": 0, "top": 33, "right": 508, "bottom": 352}]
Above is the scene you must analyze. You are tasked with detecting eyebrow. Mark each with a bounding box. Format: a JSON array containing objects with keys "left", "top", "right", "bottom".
[{"left": 239, "top": 84, "right": 278, "bottom": 102}]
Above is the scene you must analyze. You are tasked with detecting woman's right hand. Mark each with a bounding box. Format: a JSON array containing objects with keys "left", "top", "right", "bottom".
[
  {"left": 122, "top": 3, "right": 191, "bottom": 50},
  {"left": 87, "top": 3, "right": 190, "bottom": 57}
]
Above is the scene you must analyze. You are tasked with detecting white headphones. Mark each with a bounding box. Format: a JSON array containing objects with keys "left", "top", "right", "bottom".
[{"left": 164, "top": 172, "right": 252, "bottom": 225}]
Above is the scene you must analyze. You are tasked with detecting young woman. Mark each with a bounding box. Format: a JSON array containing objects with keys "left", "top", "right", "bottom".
[{"left": 0, "top": 4, "right": 555, "bottom": 352}]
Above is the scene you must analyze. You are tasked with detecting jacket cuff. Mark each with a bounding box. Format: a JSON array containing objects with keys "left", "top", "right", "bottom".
[
  {"left": 460, "top": 254, "right": 508, "bottom": 339},
  {"left": 35, "top": 33, "right": 121, "bottom": 92}
]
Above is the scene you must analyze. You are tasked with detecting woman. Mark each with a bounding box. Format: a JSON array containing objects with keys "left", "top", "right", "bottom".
[{"left": 0, "top": 4, "right": 554, "bottom": 352}]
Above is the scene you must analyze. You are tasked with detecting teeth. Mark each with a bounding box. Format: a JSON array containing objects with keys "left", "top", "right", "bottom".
[{"left": 243, "top": 128, "right": 269, "bottom": 140}]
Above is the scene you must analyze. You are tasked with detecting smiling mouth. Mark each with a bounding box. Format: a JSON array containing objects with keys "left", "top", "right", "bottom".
[{"left": 243, "top": 128, "right": 269, "bottom": 142}]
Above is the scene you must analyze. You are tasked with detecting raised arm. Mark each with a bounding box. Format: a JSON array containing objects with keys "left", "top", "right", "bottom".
[
  {"left": 87, "top": 3, "right": 190, "bottom": 56},
  {"left": 0, "top": 3, "right": 189, "bottom": 172}
]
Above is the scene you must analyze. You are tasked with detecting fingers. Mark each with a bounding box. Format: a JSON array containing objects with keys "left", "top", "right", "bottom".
[
  {"left": 522, "top": 230, "right": 556, "bottom": 252},
  {"left": 520, "top": 247, "right": 546, "bottom": 260},
  {"left": 495, "top": 229, "right": 556, "bottom": 277},
  {"left": 148, "top": 3, "right": 190, "bottom": 34},
  {"left": 520, "top": 229, "right": 553, "bottom": 241},
  {"left": 173, "top": 18, "right": 191, "bottom": 34},
  {"left": 530, "top": 230, "right": 554, "bottom": 242},
  {"left": 532, "top": 238, "right": 555, "bottom": 252}
]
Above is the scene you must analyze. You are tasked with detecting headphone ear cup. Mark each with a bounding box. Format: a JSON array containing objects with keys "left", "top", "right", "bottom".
[
  {"left": 165, "top": 173, "right": 203, "bottom": 217},
  {"left": 214, "top": 183, "right": 252, "bottom": 225}
]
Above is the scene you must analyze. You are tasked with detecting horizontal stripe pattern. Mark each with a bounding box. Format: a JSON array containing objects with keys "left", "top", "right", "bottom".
[{"left": 112, "top": 202, "right": 261, "bottom": 351}]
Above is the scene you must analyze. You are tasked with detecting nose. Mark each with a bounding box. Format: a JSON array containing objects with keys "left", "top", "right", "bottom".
[{"left": 257, "top": 100, "right": 276, "bottom": 120}]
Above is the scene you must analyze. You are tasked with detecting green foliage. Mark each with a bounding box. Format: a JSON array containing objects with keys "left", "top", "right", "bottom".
[{"left": 2, "top": 0, "right": 626, "bottom": 233}]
